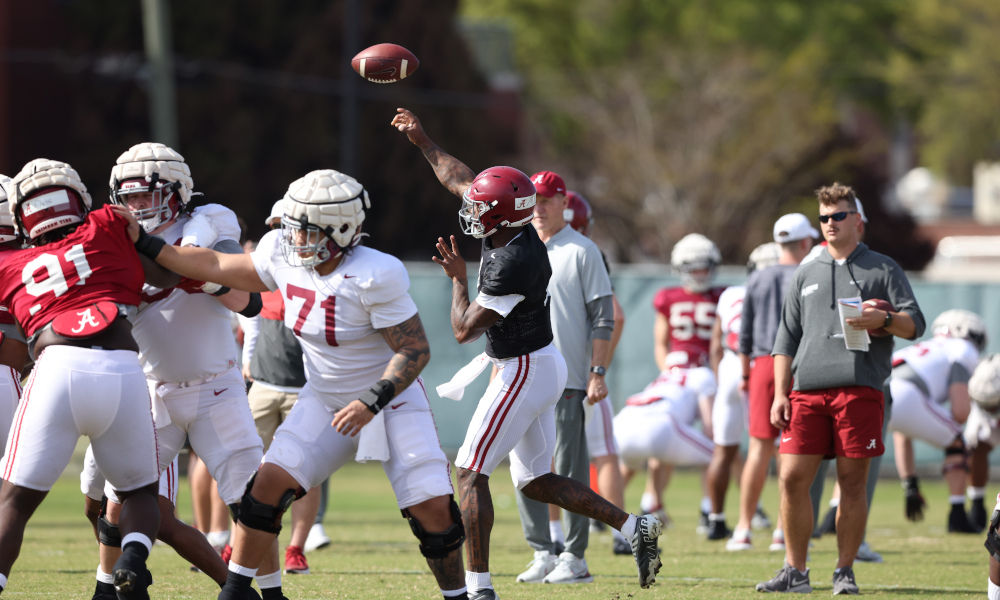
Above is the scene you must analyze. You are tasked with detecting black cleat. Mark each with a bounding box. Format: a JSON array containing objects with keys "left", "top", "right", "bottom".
[
  {"left": 469, "top": 589, "right": 499, "bottom": 600},
  {"left": 112, "top": 549, "right": 151, "bottom": 600},
  {"left": 948, "top": 504, "right": 980, "bottom": 534},
  {"left": 630, "top": 514, "right": 663, "bottom": 588},
  {"left": 971, "top": 497, "right": 988, "bottom": 532},
  {"left": 706, "top": 517, "right": 731, "bottom": 541},
  {"left": 92, "top": 580, "right": 117, "bottom": 600}
]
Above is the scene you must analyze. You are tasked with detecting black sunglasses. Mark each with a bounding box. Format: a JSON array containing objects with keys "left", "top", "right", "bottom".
[{"left": 818, "top": 211, "right": 857, "bottom": 224}]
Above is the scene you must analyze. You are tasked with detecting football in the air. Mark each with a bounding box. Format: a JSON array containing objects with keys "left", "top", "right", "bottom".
[
  {"left": 863, "top": 299, "right": 894, "bottom": 337},
  {"left": 351, "top": 43, "right": 419, "bottom": 83}
]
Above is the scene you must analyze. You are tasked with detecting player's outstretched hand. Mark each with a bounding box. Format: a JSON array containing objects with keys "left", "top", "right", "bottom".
[
  {"left": 392, "top": 108, "right": 430, "bottom": 146},
  {"left": 433, "top": 236, "right": 467, "bottom": 281},
  {"left": 111, "top": 204, "right": 141, "bottom": 243},
  {"left": 332, "top": 400, "right": 374, "bottom": 437}
]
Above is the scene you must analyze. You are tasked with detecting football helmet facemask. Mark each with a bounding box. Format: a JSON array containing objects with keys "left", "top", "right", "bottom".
[
  {"left": 109, "top": 142, "right": 195, "bottom": 233},
  {"left": 460, "top": 166, "right": 536, "bottom": 239},
  {"left": 280, "top": 169, "right": 369, "bottom": 268},
  {"left": 932, "top": 309, "right": 988, "bottom": 353},
  {"left": 671, "top": 233, "right": 721, "bottom": 293},
  {"left": 563, "top": 190, "right": 593, "bottom": 237},
  {"left": 0, "top": 174, "right": 15, "bottom": 243},
  {"left": 9, "top": 159, "right": 92, "bottom": 245}
]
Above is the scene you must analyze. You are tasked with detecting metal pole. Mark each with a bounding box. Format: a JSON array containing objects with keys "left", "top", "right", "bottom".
[
  {"left": 340, "top": 0, "right": 360, "bottom": 175},
  {"left": 141, "top": 0, "right": 179, "bottom": 149}
]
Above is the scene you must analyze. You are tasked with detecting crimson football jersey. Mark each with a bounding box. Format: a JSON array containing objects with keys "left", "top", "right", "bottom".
[
  {"left": 0, "top": 206, "right": 144, "bottom": 337},
  {"left": 0, "top": 245, "right": 20, "bottom": 326},
  {"left": 652, "top": 285, "right": 726, "bottom": 367}
]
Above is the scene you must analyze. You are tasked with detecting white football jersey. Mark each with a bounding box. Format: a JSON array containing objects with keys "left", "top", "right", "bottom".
[
  {"left": 251, "top": 231, "right": 418, "bottom": 408},
  {"left": 716, "top": 285, "right": 745, "bottom": 353},
  {"left": 892, "top": 335, "right": 980, "bottom": 405},
  {"left": 133, "top": 214, "right": 239, "bottom": 383},
  {"left": 625, "top": 366, "right": 717, "bottom": 425}
]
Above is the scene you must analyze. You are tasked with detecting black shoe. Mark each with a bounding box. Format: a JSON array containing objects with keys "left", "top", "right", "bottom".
[
  {"left": 948, "top": 504, "right": 979, "bottom": 534},
  {"left": 553, "top": 540, "right": 565, "bottom": 555},
  {"left": 706, "top": 518, "right": 731, "bottom": 541},
  {"left": 971, "top": 497, "right": 988, "bottom": 532},
  {"left": 696, "top": 509, "right": 709, "bottom": 534},
  {"left": 92, "top": 580, "right": 117, "bottom": 600},
  {"left": 813, "top": 505, "right": 837, "bottom": 538},
  {"left": 469, "top": 589, "right": 498, "bottom": 600},
  {"left": 630, "top": 514, "right": 663, "bottom": 589}
]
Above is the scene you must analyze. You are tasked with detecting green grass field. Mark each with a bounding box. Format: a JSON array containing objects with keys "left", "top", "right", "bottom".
[{"left": 3, "top": 463, "right": 987, "bottom": 599}]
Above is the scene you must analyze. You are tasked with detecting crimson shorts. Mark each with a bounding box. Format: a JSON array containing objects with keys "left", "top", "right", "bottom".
[
  {"left": 748, "top": 355, "right": 779, "bottom": 440},
  {"left": 779, "top": 385, "right": 884, "bottom": 459}
]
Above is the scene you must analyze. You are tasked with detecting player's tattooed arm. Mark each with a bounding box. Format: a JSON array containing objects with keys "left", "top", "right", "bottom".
[
  {"left": 433, "top": 235, "right": 500, "bottom": 343},
  {"left": 378, "top": 314, "right": 431, "bottom": 393},
  {"left": 392, "top": 108, "right": 475, "bottom": 198}
]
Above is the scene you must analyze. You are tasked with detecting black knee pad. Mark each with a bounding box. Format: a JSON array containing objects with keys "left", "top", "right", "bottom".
[
  {"left": 404, "top": 496, "right": 465, "bottom": 559},
  {"left": 98, "top": 497, "right": 122, "bottom": 548},
  {"left": 943, "top": 438, "right": 969, "bottom": 474},
  {"left": 986, "top": 509, "right": 1000, "bottom": 561},
  {"left": 235, "top": 472, "right": 303, "bottom": 535}
]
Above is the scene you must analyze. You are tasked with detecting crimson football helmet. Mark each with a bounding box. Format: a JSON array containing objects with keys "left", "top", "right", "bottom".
[
  {"left": 0, "top": 174, "right": 15, "bottom": 243},
  {"left": 563, "top": 190, "right": 593, "bottom": 237},
  {"left": 9, "top": 159, "right": 92, "bottom": 245},
  {"left": 460, "top": 166, "right": 536, "bottom": 238}
]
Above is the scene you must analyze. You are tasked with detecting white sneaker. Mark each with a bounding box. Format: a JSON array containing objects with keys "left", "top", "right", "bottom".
[
  {"left": 855, "top": 541, "right": 883, "bottom": 563},
  {"left": 304, "top": 523, "right": 331, "bottom": 552},
  {"left": 515, "top": 550, "right": 557, "bottom": 583},
  {"left": 726, "top": 528, "right": 752, "bottom": 551},
  {"left": 769, "top": 528, "right": 785, "bottom": 552},
  {"left": 543, "top": 552, "right": 593, "bottom": 584}
]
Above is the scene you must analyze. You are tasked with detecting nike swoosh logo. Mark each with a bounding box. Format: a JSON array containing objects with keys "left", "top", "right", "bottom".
[
  {"left": 214, "top": 389, "right": 227, "bottom": 396},
  {"left": 390, "top": 402, "right": 406, "bottom": 410},
  {"left": 343, "top": 275, "right": 355, "bottom": 279},
  {"left": 790, "top": 576, "right": 809, "bottom": 586},
  {"left": 782, "top": 437, "right": 792, "bottom": 442}
]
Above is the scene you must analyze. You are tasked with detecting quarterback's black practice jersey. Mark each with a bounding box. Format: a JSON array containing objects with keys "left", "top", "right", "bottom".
[{"left": 477, "top": 224, "right": 553, "bottom": 359}]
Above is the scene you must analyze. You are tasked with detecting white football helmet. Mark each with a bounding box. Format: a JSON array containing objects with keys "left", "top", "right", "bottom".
[
  {"left": 0, "top": 174, "right": 14, "bottom": 243},
  {"left": 671, "top": 233, "right": 721, "bottom": 293},
  {"left": 970, "top": 354, "right": 1000, "bottom": 415},
  {"left": 9, "top": 159, "right": 92, "bottom": 244},
  {"left": 109, "top": 142, "right": 195, "bottom": 233},
  {"left": 931, "top": 309, "right": 988, "bottom": 353},
  {"left": 747, "top": 242, "right": 781, "bottom": 273},
  {"left": 280, "top": 169, "right": 370, "bottom": 267}
]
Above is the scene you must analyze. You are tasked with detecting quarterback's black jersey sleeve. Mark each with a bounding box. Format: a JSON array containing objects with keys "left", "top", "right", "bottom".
[
  {"left": 477, "top": 225, "right": 553, "bottom": 359},
  {"left": 479, "top": 255, "right": 537, "bottom": 298}
]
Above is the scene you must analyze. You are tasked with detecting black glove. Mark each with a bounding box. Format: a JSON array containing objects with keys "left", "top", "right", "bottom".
[{"left": 903, "top": 475, "right": 927, "bottom": 522}]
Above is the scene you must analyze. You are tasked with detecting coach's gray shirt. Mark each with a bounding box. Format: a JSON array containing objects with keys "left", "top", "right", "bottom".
[
  {"left": 772, "top": 243, "right": 924, "bottom": 392},
  {"left": 544, "top": 225, "right": 614, "bottom": 391},
  {"left": 739, "top": 264, "right": 798, "bottom": 359}
]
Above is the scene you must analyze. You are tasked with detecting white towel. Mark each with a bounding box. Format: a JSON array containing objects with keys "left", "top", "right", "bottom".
[
  {"left": 436, "top": 352, "right": 492, "bottom": 401},
  {"left": 355, "top": 410, "right": 389, "bottom": 463}
]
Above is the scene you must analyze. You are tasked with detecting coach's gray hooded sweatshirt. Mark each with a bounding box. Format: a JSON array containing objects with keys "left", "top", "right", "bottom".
[{"left": 772, "top": 243, "right": 925, "bottom": 393}]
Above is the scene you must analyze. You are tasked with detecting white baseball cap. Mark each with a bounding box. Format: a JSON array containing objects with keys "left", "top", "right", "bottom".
[
  {"left": 855, "top": 198, "right": 868, "bottom": 223},
  {"left": 265, "top": 200, "right": 284, "bottom": 227},
  {"left": 773, "top": 213, "right": 819, "bottom": 243}
]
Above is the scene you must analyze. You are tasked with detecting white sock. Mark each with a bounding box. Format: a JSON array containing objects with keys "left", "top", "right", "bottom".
[
  {"left": 700, "top": 497, "right": 712, "bottom": 514},
  {"left": 709, "top": 512, "right": 725, "bottom": 522},
  {"left": 989, "top": 577, "right": 1000, "bottom": 600},
  {"left": 229, "top": 561, "right": 258, "bottom": 578},
  {"left": 970, "top": 487, "right": 987, "bottom": 500},
  {"left": 828, "top": 497, "right": 840, "bottom": 508},
  {"left": 442, "top": 586, "right": 468, "bottom": 598},
  {"left": 620, "top": 514, "right": 637, "bottom": 541},
  {"left": 640, "top": 492, "right": 658, "bottom": 513},
  {"left": 120, "top": 532, "right": 153, "bottom": 553},
  {"left": 549, "top": 520, "right": 565, "bottom": 545},
  {"left": 256, "top": 570, "right": 281, "bottom": 589},
  {"left": 465, "top": 571, "right": 492, "bottom": 592},
  {"left": 206, "top": 530, "right": 231, "bottom": 548},
  {"left": 0, "top": 573, "right": 6, "bottom": 591},
  {"left": 950, "top": 495, "right": 966, "bottom": 505},
  {"left": 96, "top": 566, "right": 114, "bottom": 584}
]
